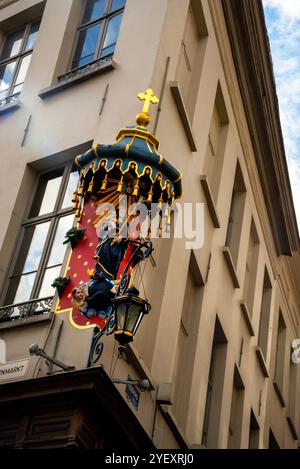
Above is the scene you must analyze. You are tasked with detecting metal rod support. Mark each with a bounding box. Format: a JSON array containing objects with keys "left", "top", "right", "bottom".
[
  {"left": 153, "top": 56, "right": 170, "bottom": 134},
  {"left": 112, "top": 378, "right": 150, "bottom": 391},
  {"left": 29, "top": 344, "right": 75, "bottom": 372},
  {"left": 99, "top": 83, "right": 109, "bottom": 116},
  {"left": 21, "top": 114, "right": 32, "bottom": 147}
]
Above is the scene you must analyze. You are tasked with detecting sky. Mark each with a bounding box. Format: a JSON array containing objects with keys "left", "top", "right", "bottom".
[{"left": 262, "top": 0, "right": 300, "bottom": 225}]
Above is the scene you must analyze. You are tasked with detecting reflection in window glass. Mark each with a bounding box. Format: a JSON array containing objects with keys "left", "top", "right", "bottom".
[
  {"left": 72, "top": 1, "right": 125, "bottom": 69},
  {"left": 47, "top": 214, "right": 74, "bottom": 267},
  {"left": 30, "top": 172, "right": 63, "bottom": 217},
  {"left": 62, "top": 170, "right": 79, "bottom": 209},
  {"left": 0, "top": 61, "right": 17, "bottom": 100},
  {"left": 25, "top": 22, "right": 40, "bottom": 50},
  {"left": 83, "top": 0, "right": 107, "bottom": 23},
  {"left": 111, "top": 0, "right": 125, "bottom": 11},
  {"left": 4, "top": 221, "right": 50, "bottom": 305},
  {"left": 38, "top": 265, "right": 62, "bottom": 298},
  {"left": 0, "top": 22, "right": 40, "bottom": 104},
  {"left": 12, "top": 54, "right": 32, "bottom": 95},
  {"left": 13, "top": 272, "right": 36, "bottom": 304},
  {"left": 72, "top": 23, "right": 102, "bottom": 68},
  {"left": 101, "top": 13, "right": 122, "bottom": 57},
  {"left": 21, "top": 222, "right": 50, "bottom": 273},
  {"left": 0, "top": 28, "right": 25, "bottom": 60},
  {"left": 4, "top": 162, "right": 77, "bottom": 309}
]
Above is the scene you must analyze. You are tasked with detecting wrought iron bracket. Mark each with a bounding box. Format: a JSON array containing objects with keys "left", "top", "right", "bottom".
[
  {"left": 117, "top": 239, "right": 153, "bottom": 295},
  {"left": 87, "top": 309, "right": 116, "bottom": 367},
  {"left": 87, "top": 239, "right": 153, "bottom": 367}
]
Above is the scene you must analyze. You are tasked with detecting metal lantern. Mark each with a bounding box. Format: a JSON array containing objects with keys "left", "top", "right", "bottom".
[{"left": 113, "top": 294, "right": 151, "bottom": 346}]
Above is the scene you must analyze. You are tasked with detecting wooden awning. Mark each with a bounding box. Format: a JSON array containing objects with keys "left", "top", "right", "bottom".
[{"left": 0, "top": 367, "right": 155, "bottom": 449}]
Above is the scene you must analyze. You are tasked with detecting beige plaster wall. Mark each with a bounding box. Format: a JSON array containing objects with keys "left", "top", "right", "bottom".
[{"left": 0, "top": 0, "right": 299, "bottom": 449}]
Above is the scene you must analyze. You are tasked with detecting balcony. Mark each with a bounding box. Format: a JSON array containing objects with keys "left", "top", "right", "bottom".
[
  {"left": 0, "top": 93, "right": 21, "bottom": 115},
  {"left": 58, "top": 54, "right": 114, "bottom": 83},
  {"left": 0, "top": 297, "right": 53, "bottom": 329},
  {"left": 39, "top": 55, "right": 116, "bottom": 99}
]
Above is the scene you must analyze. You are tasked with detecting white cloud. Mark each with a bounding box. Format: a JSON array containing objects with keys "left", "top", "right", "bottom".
[{"left": 263, "top": 0, "right": 300, "bottom": 21}]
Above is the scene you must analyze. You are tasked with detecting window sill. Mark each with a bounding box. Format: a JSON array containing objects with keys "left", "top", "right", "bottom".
[
  {"left": 0, "top": 311, "right": 53, "bottom": 330},
  {"left": 39, "top": 57, "right": 116, "bottom": 99},
  {"left": 159, "top": 404, "right": 189, "bottom": 449},
  {"left": 273, "top": 381, "right": 286, "bottom": 408},
  {"left": 255, "top": 346, "right": 269, "bottom": 378},
  {"left": 240, "top": 301, "right": 255, "bottom": 336},
  {"left": 200, "top": 176, "right": 221, "bottom": 228},
  {"left": 0, "top": 98, "right": 21, "bottom": 115},
  {"left": 170, "top": 81, "right": 197, "bottom": 152},
  {"left": 222, "top": 247, "right": 240, "bottom": 288},
  {"left": 286, "top": 416, "right": 298, "bottom": 440}
]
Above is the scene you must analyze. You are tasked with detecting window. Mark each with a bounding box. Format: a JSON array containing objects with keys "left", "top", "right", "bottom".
[
  {"left": 175, "top": 0, "right": 207, "bottom": 121},
  {"left": 227, "top": 367, "right": 245, "bottom": 449},
  {"left": 248, "top": 410, "right": 260, "bottom": 449},
  {"left": 257, "top": 268, "right": 272, "bottom": 358},
  {"left": 287, "top": 345, "right": 297, "bottom": 428},
  {"left": 0, "top": 21, "right": 40, "bottom": 105},
  {"left": 172, "top": 251, "right": 204, "bottom": 431},
  {"left": 2, "top": 162, "right": 78, "bottom": 316},
  {"left": 274, "top": 310, "right": 287, "bottom": 392},
  {"left": 242, "top": 219, "right": 260, "bottom": 317},
  {"left": 71, "top": 0, "right": 125, "bottom": 70},
  {"left": 268, "top": 429, "right": 280, "bottom": 449},
  {"left": 202, "top": 317, "right": 228, "bottom": 448},
  {"left": 203, "top": 83, "right": 229, "bottom": 202},
  {"left": 225, "top": 161, "right": 246, "bottom": 267}
]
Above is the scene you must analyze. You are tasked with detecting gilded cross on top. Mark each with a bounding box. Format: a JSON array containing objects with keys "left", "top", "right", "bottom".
[{"left": 137, "top": 88, "right": 159, "bottom": 115}]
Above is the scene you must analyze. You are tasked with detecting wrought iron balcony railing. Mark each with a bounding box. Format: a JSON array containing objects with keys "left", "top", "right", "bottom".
[
  {"left": 0, "top": 297, "right": 53, "bottom": 324},
  {"left": 58, "top": 54, "right": 114, "bottom": 83},
  {"left": 0, "top": 93, "right": 20, "bottom": 108}
]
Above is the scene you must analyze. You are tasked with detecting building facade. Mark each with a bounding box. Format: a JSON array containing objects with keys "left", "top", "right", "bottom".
[{"left": 0, "top": 0, "right": 299, "bottom": 449}]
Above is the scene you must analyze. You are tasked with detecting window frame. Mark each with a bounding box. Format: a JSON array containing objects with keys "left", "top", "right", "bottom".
[
  {"left": 69, "top": 0, "right": 125, "bottom": 72},
  {"left": 225, "top": 160, "right": 247, "bottom": 267},
  {"left": 0, "top": 20, "right": 40, "bottom": 104},
  {"left": 274, "top": 309, "right": 287, "bottom": 391},
  {"left": 1, "top": 160, "right": 77, "bottom": 307},
  {"left": 257, "top": 267, "right": 273, "bottom": 359}
]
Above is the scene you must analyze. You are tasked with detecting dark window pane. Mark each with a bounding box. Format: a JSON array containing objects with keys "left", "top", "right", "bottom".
[
  {"left": 12, "top": 54, "right": 32, "bottom": 95},
  {"left": 72, "top": 23, "right": 102, "bottom": 68},
  {"left": 111, "top": 0, "right": 125, "bottom": 11},
  {"left": 47, "top": 214, "right": 74, "bottom": 267},
  {"left": 0, "top": 28, "right": 25, "bottom": 60},
  {"left": 0, "top": 60, "right": 17, "bottom": 100},
  {"left": 100, "top": 13, "right": 122, "bottom": 57},
  {"left": 25, "top": 22, "right": 40, "bottom": 50},
  {"left": 62, "top": 169, "right": 79, "bottom": 209},
  {"left": 82, "top": 0, "right": 107, "bottom": 23},
  {"left": 29, "top": 169, "right": 63, "bottom": 217}
]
